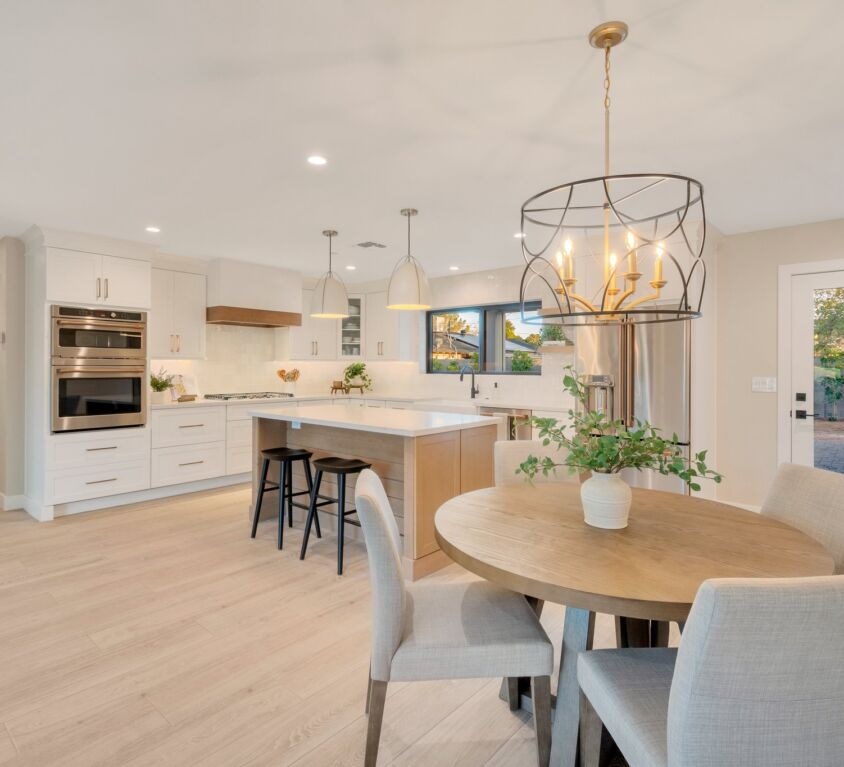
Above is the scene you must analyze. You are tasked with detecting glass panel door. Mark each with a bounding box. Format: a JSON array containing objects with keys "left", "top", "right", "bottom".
[
  {"left": 339, "top": 296, "right": 362, "bottom": 358},
  {"left": 790, "top": 272, "right": 844, "bottom": 473}
]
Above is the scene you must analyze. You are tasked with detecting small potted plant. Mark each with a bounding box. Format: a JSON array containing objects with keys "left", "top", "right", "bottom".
[
  {"left": 149, "top": 367, "right": 174, "bottom": 405},
  {"left": 539, "top": 324, "right": 571, "bottom": 349},
  {"left": 518, "top": 367, "right": 721, "bottom": 529},
  {"left": 343, "top": 361, "right": 373, "bottom": 392}
]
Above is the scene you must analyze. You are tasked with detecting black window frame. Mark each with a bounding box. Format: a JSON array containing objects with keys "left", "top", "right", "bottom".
[{"left": 426, "top": 301, "right": 543, "bottom": 375}]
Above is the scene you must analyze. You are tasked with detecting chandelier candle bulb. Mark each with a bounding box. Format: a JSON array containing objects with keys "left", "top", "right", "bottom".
[
  {"left": 626, "top": 232, "right": 637, "bottom": 274},
  {"left": 655, "top": 245, "right": 664, "bottom": 283}
]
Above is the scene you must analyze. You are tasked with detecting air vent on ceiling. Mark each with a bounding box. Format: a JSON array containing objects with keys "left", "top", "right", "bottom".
[{"left": 356, "top": 241, "right": 386, "bottom": 249}]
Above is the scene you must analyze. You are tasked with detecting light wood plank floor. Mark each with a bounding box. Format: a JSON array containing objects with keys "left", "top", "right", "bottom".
[{"left": 0, "top": 485, "right": 639, "bottom": 766}]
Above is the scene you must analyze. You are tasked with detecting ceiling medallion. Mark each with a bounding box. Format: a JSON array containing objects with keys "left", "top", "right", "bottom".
[{"left": 519, "top": 21, "right": 706, "bottom": 326}]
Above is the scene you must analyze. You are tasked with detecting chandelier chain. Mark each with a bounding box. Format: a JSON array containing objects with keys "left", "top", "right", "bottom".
[{"left": 603, "top": 42, "right": 611, "bottom": 176}]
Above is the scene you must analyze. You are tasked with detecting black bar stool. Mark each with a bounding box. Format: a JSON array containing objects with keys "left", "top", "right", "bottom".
[
  {"left": 250, "top": 447, "right": 320, "bottom": 550},
  {"left": 299, "top": 456, "right": 371, "bottom": 575}
]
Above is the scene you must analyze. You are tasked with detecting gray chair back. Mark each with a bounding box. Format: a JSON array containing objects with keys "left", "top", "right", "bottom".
[
  {"left": 761, "top": 463, "right": 844, "bottom": 573},
  {"left": 668, "top": 576, "right": 844, "bottom": 766},
  {"left": 354, "top": 469, "right": 406, "bottom": 682},
  {"left": 494, "top": 439, "right": 576, "bottom": 487}
]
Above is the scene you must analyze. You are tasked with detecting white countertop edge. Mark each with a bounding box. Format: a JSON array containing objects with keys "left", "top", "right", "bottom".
[
  {"left": 248, "top": 405, "right": 505, "bottom": 438},
  {"left": 150, "top": 393, "right": 570, "bottom": 413}
]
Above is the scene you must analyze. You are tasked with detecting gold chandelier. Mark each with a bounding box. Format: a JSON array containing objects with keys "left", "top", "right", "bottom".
[{"left": 519, "top": 21, "right": 706, "bottom": 326}]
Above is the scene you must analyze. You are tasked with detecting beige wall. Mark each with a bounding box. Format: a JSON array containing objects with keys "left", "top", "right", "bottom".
[
  {"left": 716, "top": 218, "right": 844, "bottom": 508},
  {"left": 0, "top": 237, "right": 26, "bottom": 506}
]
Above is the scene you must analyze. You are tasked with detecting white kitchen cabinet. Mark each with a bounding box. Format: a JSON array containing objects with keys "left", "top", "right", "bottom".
[
  {"left": 151, "top": 442, "right": 226, "bottom": 488},
  {"left": 46, "top": 461, "right": 151, "bottom": 505},
  {"left": 101, "top": 255, "right": 151, "bottom": 309},
  {"left": 365, "top": 291, "right": 402, "bottom": 360},
  {"left": 289, "top": 289, "right": 337, "bottom": 360},
  {"left": 150, "top": 406, "right": 226, "bottom": 448},
  {"left": 45, "top": 247, "right": 151, "bottom": 309},
  {"left": 150, "top": 268, "right": 206, "bottom": 359},
  {"left": 338, "top": 295, "right": 364, "bottom": 359}
]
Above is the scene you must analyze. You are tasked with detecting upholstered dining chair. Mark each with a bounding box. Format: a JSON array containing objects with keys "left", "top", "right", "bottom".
[
  {"left": 761, "top": 463, "right": 844, "bottom": 573},
  {"left": 577, "top": 576, "right": 844, "bottom": 767},
  {"left": 494, "top": 439, "right": 577, "bottom": 487},
  {"left": 354, "top": 469, "right": 554, "bottom": 767}
]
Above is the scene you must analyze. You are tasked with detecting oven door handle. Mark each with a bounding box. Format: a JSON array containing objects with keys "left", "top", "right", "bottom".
[
  {"left": 54, "top": 318, "right": 147, "bottom": 332},
  {"left": 54, "top": 366, "right": 146, "bottom": 376}
]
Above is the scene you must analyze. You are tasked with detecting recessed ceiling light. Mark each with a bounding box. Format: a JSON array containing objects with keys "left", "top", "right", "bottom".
[
  {"left": 345, "top": 265, "right": 356, "bottom": 271},
  {"left": 145, "top": 226, "right": 160, "bottom": 233},
  {"left": 514, "top": 232, "right": 526, "bottom": 239},
  {"left": 449, "top": 266, "right": 460, "bottom": 271},
  {"left": 307, "top": 155, "right": 327, "bottom": 166}
]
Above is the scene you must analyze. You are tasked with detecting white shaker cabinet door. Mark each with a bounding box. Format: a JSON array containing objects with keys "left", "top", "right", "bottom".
[
  {"left": 172, "top": 271, "right": 206, "bottom": 359},
  {"left": 101, "top": 255, "right": 151, "bottom": 309},
  {"left": 365, "top": 291, "right": 400, "bottom": 360},
  {"left": 149, "top": 268, "right": 175, "bottom": 358},
  {"left": 45, "top": 248, "right": 102, "bottom": 305},
  {"left": 290, "top": 289, "right": 338, "bottom": 359}
]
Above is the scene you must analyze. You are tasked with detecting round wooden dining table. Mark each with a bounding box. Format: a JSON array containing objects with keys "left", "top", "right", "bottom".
[{"left": 434, "top": 482, "right": 835, "bottom": 767}]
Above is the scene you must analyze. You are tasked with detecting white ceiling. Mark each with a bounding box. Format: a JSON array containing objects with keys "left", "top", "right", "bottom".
[{"left": 1, "top": 1, "right": 843, "bottom": 281}]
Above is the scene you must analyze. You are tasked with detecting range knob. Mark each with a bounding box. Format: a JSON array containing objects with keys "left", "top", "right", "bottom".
[{"left": 111, "top": 312, "right": 116, "bottom": 318}]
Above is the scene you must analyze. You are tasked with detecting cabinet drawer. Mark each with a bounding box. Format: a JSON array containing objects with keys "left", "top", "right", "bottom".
[
  {"left": 46, "top": 460, "right": 150, "bottom": 504},
  {"left": 151, "top": 442, "right": 226, "bottom": 488},
  {"left": 226, "top": 419, "right": 252, "bottom": 448},
  {"left": 47, "top": 428, "right": 149, "bottom": 470},
  {"left": 151, "top": 406, "right": 225, "bottom": 448},
  {"left": 226, "top": 445, "right": 253, "bottom": 476}
]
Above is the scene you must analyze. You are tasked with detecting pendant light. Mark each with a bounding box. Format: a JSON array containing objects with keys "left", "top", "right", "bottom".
[
  {"left": 310, "top": 229, "right": 349, "bottom": 318},
  {"left": 519, "top": 21, "right": 707, "bottom": 326},
  {"left": 387, "top": 208, "right": 431, "bottom": 310}
]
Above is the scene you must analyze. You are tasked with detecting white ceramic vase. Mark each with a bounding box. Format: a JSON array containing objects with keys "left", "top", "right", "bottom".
[
  {"left": 580, "top": 472, "right": 631, "bottom": 529},
  {"left": 149, "top": 390, "right": 170, "bottom": 405}
]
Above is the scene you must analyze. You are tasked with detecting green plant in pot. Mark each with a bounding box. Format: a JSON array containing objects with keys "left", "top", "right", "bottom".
[
  {"left": 149, "top": 367, "right": 174, "bottom": 404},
  {"left": 518, "top": 367, "right": 721, "bottom": 529},
  {"left": 343, "top": 361, "right": 373, "bottom": 392}
]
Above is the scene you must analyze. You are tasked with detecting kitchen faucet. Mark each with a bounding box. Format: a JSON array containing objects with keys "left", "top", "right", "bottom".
[{"left": 459, "top": 365, "right": 480, "bottom": 399}]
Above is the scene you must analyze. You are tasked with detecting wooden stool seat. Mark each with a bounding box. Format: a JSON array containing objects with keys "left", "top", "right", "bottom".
[
  {"left": 312, "top": 457, "right": 370, "bottom": 475},
  {"left": 299, "top": 456, "right": 372, "bottom": 575}
]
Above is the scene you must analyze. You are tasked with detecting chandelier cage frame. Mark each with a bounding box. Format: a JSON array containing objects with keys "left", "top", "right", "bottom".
[{"left": 519, "top": 21, "right": 708, "bottom": 327}]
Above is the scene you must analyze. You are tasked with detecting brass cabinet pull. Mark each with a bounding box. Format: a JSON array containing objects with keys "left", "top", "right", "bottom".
[
  {"left": 104, "top": 278, "right": 109, "bottom": 300},
  {"left": 179, "top": 460, "right": 205, "bottom": 467},
  {"left": 86, "top": 446, "right": 118, "bottom": 452},
  {"left": 178, "top": 423, "right": 205, "bottom": 429},
  {"left": 96, "top": 278, "right": 101, "bottom": 298},
  {"left": 86, "top": 477, "right": 117, "bottom": 485}
]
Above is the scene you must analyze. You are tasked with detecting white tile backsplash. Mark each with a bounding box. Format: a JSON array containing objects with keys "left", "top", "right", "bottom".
[{"left": 153, "top": 323, "right": 574, "bottom": 409}]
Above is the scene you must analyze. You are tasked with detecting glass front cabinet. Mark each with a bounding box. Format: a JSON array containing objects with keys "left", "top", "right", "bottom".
[{"left": 338, "top": 295, "right": 364, "bottom": 359}]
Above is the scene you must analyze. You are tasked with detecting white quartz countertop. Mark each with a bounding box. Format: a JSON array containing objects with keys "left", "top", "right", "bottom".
[
  {"left": 249, "top": 404, "right": 504, "bottom": 437},
  {"left": 150, "top": 393, "right": 569, "bottom": 413}
]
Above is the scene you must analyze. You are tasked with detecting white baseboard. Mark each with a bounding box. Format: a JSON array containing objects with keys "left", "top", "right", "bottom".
[
  {"left": 1, "top": 493, "right": 27, "bottom": 512},
  {"left": 53, "top": 473, "right": 250, "bottom": 517}
]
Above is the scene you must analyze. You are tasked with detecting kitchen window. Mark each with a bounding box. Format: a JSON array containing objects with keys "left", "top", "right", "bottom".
[{"left": 427, "top": 301, "right": 545, "bottom": 375}]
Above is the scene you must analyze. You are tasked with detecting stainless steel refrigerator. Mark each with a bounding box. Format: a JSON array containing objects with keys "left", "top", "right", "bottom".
[{"left": 574, "top": 322, "right": 691, "bottom": 494}]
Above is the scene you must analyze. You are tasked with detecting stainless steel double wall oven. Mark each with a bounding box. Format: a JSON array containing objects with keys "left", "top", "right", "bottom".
[{"left": 51, "top": 305, "right": 148, "bottom": 432}]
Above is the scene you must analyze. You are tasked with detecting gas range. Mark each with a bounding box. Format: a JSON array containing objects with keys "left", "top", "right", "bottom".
[{"left": 203, "top": 392, "right": 295, "bottom": 401}]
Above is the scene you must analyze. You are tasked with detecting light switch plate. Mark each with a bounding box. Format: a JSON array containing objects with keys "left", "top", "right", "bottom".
[{"left": 751, "top": 376, "right": 777, "bottom": 393}]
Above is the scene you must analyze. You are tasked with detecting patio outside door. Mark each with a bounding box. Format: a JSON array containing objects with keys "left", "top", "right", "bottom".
[{"left": 789, "top": 270, "right": 844, "bottom": 473}]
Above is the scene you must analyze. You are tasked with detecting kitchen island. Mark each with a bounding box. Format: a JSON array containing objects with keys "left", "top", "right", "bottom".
[{"left": 250, "top": 405, "right": 502, "bottom": 579}]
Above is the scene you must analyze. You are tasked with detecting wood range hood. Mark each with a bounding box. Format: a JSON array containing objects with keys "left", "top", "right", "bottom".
[
  {"left": 205, "top": 258, "right": 303, "bottom": 328},
  {"left": 205, "top": 306, "right": 301, "bottom": 328}
]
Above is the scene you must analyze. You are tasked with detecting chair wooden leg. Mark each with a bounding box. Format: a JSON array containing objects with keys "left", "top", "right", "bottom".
[
  {"left": 299, "top": 470, "right": 323, "bottom": 560},
  {"left": 277, "top": 460, "right": 287, "bottom": 550},
  {"left": 506, "top": 677, "right": 520, "bottom": 711},
  {"left": 250, "top": 459, "right": 269, "bottom": 538},
  {"left": 579, "top": 690, "right": 603, "bottom": 767},
  {"left": 531, "top": 676, "right": 551, "bottom": 767},
  {"left": 364, "top": 679, "right": 388, "bottom": 767}
]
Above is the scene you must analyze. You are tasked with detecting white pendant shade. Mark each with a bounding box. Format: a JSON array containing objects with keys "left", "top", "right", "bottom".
[
  {"left": 387, "top": 256, "right": 431, "bottom": 310},
  {"left": 311, "top": 272, "right": 349, "bottom": 318}
]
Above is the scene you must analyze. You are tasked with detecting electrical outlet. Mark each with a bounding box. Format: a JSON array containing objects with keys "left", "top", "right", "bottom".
[
  {"left": 292, "top": 420, "right": 302, "bottom": 429},
  {"left": 751, "top": 376, "right": 777, "bottom": 393}
]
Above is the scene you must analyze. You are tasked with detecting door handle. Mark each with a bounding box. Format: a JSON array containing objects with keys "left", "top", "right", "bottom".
[
  {"left": 96, "top": 277, "right": 101, "bottom": 299},
  {"left": 104, "top": 278, "right": 109, "bottom": 300},
  {"left": 794, "top": 410, "right": 819, "bottom": 419}
]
